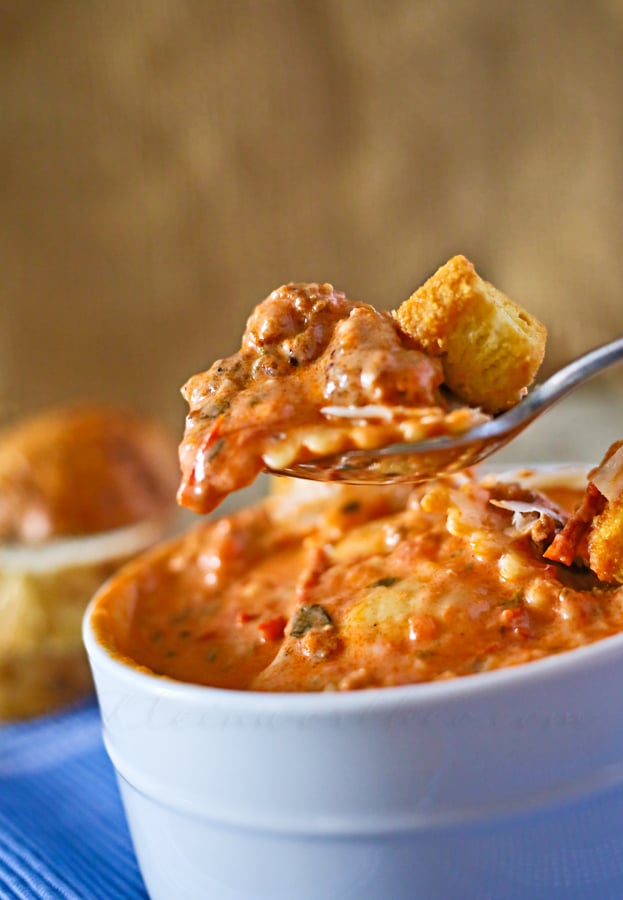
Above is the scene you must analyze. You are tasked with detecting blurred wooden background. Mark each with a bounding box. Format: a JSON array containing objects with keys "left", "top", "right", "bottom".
[{"left": 2, "top": 0, "right": 623, "bottom": 455}]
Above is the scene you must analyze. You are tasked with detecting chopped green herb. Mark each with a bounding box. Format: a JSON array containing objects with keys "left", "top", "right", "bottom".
[
  {"left": 171, "top": 609, "right": 190, "bottom": 624},
  {"left": 500, "top": 592, "right": 523, "bottom": 608},
  {"left": 341, "top": 500, "right": 361, "bottom": 514},
  {"left": 208, "top": 437, "right": 225, "bottom": 461},
  {"left": 290, "top": 604, "right": 333, "bottom": 637},
  {"left": 199, "top": 400, "right": 230, "bottom": 420},
  {"left": 372, "top": 576, "right": 400, "bottom": 588}
]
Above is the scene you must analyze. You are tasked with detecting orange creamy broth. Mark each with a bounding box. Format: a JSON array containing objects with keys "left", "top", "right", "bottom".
[{"left": 92, "top": 473, "right": 623, "bottom": 692}]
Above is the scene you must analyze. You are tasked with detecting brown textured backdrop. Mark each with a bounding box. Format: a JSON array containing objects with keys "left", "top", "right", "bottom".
[{"left": 2, "top": 0, "right": 623, "bottom": 448}]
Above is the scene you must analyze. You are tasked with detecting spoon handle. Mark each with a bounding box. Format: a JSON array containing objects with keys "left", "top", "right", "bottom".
[
  {"left": 511, "top": 335, "right": 623, "bottom": 428},
  {"left": 438, "top": 335, "right": 623, "bottom": 449}
]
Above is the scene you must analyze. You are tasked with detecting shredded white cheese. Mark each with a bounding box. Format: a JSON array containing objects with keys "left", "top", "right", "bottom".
[{"left": 591, "top": 444, "right": 623, "bottom": 502}]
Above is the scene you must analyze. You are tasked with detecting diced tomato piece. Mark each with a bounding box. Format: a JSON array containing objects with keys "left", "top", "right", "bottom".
[{"left": 258, "top": 615, "right": 287, "bottom": 642}]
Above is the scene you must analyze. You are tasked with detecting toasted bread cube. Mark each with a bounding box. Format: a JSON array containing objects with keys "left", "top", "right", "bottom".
[
  {"left": 588, "top": 497, "right": 623, "bottom": 584},
  {"left": 393, "top": 255, "right": 547, "bottom": 413},
  {"left": 587, "top": 441, "right": 623, "bottom": 583}
]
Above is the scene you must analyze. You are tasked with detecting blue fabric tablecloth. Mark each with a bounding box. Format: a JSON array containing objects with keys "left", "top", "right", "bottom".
[{"left": 0, "top": 701, "right": 147, "bottom": 900}]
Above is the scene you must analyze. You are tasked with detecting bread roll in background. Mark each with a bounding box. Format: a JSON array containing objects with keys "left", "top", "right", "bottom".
[{"left": 0, "top": 404, "right": 180, "bottom": 720}]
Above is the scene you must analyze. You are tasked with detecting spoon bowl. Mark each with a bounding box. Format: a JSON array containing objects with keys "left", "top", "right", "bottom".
[{"left": 272, "top": 336, "right": 623, "bottom": 484}]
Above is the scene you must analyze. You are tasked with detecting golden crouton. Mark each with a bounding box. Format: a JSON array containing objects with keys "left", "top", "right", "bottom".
[
  {"left": 587, "top": 496, "right": 623, "bottom": 584},
  {"left": 393, "top": 255, "right": 547, "bottom": 413},
  {"left": 587, "top": 441, "right": 623, "bottom": 583}
]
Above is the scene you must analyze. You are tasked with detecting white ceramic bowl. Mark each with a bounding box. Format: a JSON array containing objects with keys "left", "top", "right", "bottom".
[
  {"left": 82, "top": 468, "right": 623, "bottom": 900},
  {"left": 82, "top": 619, "right": 623, "bottom": 900}
]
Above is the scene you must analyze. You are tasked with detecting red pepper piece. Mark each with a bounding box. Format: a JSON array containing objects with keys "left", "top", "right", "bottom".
[{"left": 258, "top": 615, "right": 287, "bottom": 643}]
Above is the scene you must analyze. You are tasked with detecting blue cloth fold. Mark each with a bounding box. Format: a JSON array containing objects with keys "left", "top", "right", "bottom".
[{"left": 0, "top": 701, "right": 147, "bottom": 899}]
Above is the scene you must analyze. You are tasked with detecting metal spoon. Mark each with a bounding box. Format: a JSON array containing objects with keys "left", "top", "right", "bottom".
[{"left": 273, "top": 336, "right": 623, "bottom": 485}]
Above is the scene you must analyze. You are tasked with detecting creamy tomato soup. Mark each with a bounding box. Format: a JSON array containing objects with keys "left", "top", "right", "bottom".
[{"left": 92, "top": 468, "right": 623, "bottom": 692}]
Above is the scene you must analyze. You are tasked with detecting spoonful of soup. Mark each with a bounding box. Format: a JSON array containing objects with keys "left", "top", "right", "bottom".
[{"left": 177, "top": 256, "right": 613, "bottom": 514}]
